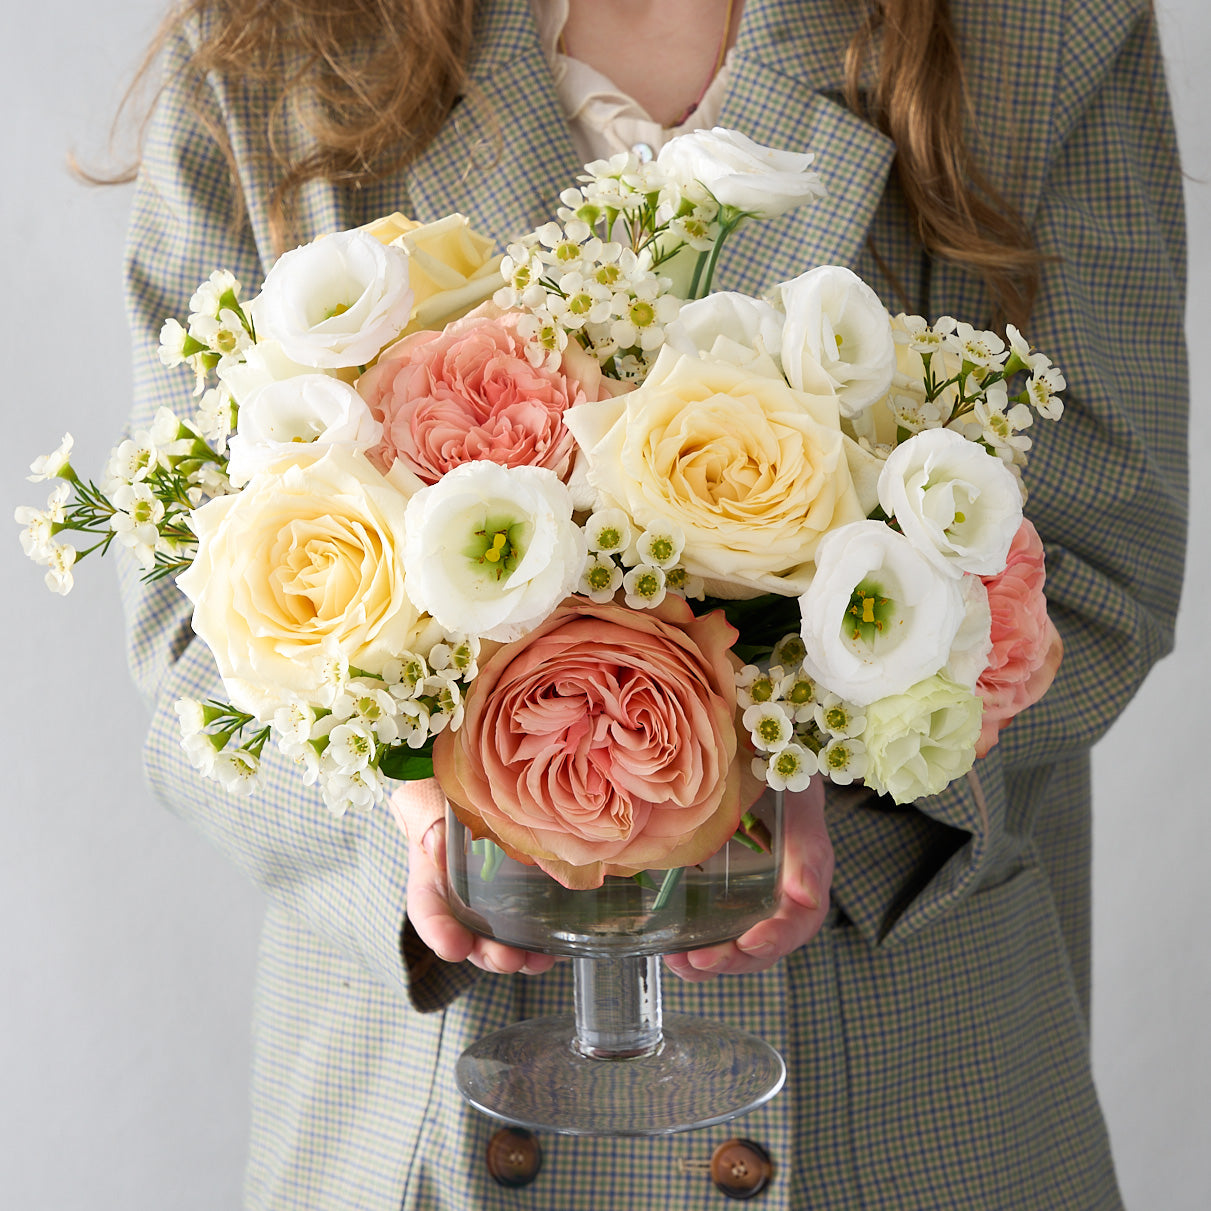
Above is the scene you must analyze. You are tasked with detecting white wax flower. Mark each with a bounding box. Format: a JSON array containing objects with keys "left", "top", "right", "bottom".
[
  {"left": 798, "top": 520, "right": 966, "bottom": 707},
  {"left": 402, "top": 461, "right": 585, "bottom": 643},
  {"left": 251, "top": 228, "right": 414, "bottom": 369},
  {"left": 225, "top": 374, "right": 383, "bottom": 486},
  {"left": 778, "top": 265, "right": 897, "bottom": 416},
  {"left": 877, "top": 427, "right": 1023, "bottom": 577},
  {"left": 663, "top": 292, "right": 785, "bottom": 376},
  {"left": 657, "top": 127, "right": 826, "bottom": 217}
]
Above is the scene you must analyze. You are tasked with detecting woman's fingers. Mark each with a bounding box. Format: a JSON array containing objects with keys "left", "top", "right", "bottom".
[
  {"left": 392, "top": 780, "right": 556, "bottom": 975},
  {"left": 665, "top": 777, "right": 833, "bottom": 982}
]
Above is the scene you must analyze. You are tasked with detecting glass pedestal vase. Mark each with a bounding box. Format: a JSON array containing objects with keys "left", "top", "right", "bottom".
[{"left": 445, "top": 788, "right": 786, "bottom": 1136}]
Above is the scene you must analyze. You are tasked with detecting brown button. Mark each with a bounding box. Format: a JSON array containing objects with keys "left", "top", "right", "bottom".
[
  {"left": 486, "top": 1126, "right": 542, "bottom": 1188},
  {"left": 710, "top": 1138, "right": 773, "bottom": 1200}
]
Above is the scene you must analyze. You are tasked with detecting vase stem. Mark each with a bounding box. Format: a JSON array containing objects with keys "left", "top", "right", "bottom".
[{"left": 572, "top": 955, "right": 663, "bottom": 1059}]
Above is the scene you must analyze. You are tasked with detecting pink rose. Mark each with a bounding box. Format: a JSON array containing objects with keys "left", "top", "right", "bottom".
[
  {"left": 975, "top": 519, "right": 1064, "bottom": 756},
  {"left": 358, "top": 310, "right": 609, "bottom": 484},
  {"left": 432, "top": 596, "right": 761, "bottom": 889}
]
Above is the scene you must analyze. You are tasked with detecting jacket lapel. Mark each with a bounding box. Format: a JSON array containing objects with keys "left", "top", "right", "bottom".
[
  {"left": 716, "top": 0, "right": 896, "bottom": 293},
  {"left": 402, "top": 0, "right": 582, "bottom": 243}
]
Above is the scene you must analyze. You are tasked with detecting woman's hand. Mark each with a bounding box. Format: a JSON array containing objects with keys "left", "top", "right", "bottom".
[
  {"left": 389, "top": 779, "right": 557, "bottom": 976},
  {"left": 389, "top": 775, "right": 833, "bottom": 981},
  {"left": 663, "top": 777, "right": 833, "bottom": 982}
]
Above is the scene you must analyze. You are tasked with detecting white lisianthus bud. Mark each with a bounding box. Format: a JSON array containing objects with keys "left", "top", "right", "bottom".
[
  {"left": 663, "top": 292, "right": 785, "bottom": 376},
  {"left": 798, "top": 520, "right": 966, "bottom": 707},
  {"left": 251, "top": 228, "right": 414, "bottom": 368},
  {"left": 402, "top": 461, "right": 585, "bottom": 643},
  {"left": 657, "top": 128, "right": 826, "bottom": 217},
  {"left": 778, "top": 265, "right": 897, "bottom": 416},
  {"left": 217, "top": 339, "right": 320, "bottom": 408},
  {"left": 877, "top": 427, "right": 1023, "bottom": 577},
  {"left": 225, "top": 374, "right": 383, "bottom": 486}
]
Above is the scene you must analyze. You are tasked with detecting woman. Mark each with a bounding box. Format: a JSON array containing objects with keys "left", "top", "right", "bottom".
[{"left": 121, "top": 0, "right": 1187, "bottom": 1206}]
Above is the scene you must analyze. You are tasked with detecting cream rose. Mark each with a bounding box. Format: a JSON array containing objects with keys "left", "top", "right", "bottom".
[
  {"left": 564, "top": 346, "right": 865, "bottom": 596},
  {"left": 177, "top": 446, "right": 428, "bottom": 718},
  {"left": 364, "top": 212, "right": 504, "bottom": 336}
]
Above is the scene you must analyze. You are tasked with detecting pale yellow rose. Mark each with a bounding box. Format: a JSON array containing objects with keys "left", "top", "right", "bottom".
[
  {"left": 564, "top": 346, "right": 866, "bottom": 597},
  {"left": 362, "top": 212, "right": 504, "bottom": 336},
  {"left": 177, "top": 446, "right": 431, "bottom": 718}
]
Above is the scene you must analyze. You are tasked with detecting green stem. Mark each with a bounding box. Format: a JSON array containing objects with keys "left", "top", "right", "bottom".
[{"left": 651, "top": 866, "right": 684, "bottom": 912}]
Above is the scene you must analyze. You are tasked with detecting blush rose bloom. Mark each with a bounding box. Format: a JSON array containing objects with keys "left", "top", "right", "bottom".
[
  {"left": 177, "top": 446, "right": 430, "bottom": 719},
  {"left": 975, "top": 519, "right": 1064, "bottom": 755},
  {"left": 564, "top": 346, "right": 865, "bottom": 597},
  {"left": 358, "top": 309, "right": 611, "bottom": 487},
  {"left": 432, "top": 596, "right": 761, "bottom": 889}
]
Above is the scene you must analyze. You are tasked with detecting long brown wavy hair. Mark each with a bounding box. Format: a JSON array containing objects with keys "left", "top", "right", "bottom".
[{"left": 100, "top": 0, "right": 1037, "bottom": 322}]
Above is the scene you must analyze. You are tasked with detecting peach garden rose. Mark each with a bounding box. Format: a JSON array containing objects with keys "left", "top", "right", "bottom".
[
  {"left": 432, "top": 595, "right": 762, "bottom": 889},
  {"left": 358, "top": 309, "right": 617, "bottom": 488}
]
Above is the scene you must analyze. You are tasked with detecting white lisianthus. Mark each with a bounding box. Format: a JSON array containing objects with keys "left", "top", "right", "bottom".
[
  {"left": 657, "top": 128, "right": 826, "bottom": 217},
  {"left": 877, "top": 427, "right": 1023, "bottom": 577},
  {"left": 945, "top": 574, "right": 993, "bottom": 691},
  {"left": 251, "top": 228, "right": 414, "bottom": 369},
  {"left": 225, "top": 374, "right": 383, "bottom": 486},
  {"left": 778, "top": 266, "right": 897, "bottom": 417},
  {"left": 798, "top": 520, "right": 966, "bottom": 707},
  {"left": 663, "top": 292, "right": 785, "bottom": 377},
  {"left": 402, "top": 461, "right": 585, "bottom": 643},
  {"left": 217, "top": 339, "right": 321, "bottom": 408},
  {"left": 861, "top": 675, "right": 982, "bottom": 803}
]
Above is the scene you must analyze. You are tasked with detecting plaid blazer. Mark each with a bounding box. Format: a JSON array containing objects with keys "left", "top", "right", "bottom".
[{"left": 121, "top": 0, "right": 1187, "bottom": 1206}]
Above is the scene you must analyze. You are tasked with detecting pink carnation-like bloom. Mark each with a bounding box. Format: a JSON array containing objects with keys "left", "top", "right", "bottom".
[
  {"left": 358, "top": 310, "right": 607, "bottom": 484},
  {"left": 975, "top": 519, "right": 1063, "bottom": 756},
  {"left": 432, "top": 596, "right": 761, "bottom": 889}
]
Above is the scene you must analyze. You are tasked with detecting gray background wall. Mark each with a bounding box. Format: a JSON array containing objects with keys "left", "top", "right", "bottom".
[{"left": 2, "top": 3, "right": 1207, "bottom": 1206}]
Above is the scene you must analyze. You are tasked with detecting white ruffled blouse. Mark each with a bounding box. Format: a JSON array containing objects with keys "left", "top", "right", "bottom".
[{"left": 529, "top": 0, "right": 735, "bottom": 164}]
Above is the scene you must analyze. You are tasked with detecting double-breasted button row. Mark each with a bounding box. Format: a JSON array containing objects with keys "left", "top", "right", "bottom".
[{"left": 486, "top": 1129, "right": 773, "bottom": 1198}]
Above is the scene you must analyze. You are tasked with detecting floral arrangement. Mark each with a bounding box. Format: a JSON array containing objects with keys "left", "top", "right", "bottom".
[{"left": 17, "top": 129, "right": 1064, "bottom": 889}]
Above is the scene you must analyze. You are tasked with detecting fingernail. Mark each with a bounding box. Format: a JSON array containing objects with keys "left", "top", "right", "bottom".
[
  {"left": 737, "top": 938, "right": 774, "bottom": 956},
  {"left": 422, "top": 826, "right": 442, "bottom": 866},
  {"left": 799, "top": 863, "right": 823, "bottom": 910}
]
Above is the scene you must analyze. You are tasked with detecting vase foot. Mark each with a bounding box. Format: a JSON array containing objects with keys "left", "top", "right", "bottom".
[{"left": 455, "top": 1012, "right": 786, "bottom": 1137}]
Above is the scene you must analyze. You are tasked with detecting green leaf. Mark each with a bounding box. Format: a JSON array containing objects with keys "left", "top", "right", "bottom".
[{"left": 379, "top": 747, "right": 435, "bottom": 782}]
